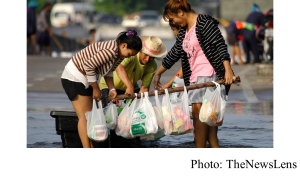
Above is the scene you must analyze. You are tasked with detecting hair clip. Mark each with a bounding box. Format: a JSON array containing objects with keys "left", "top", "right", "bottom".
[{"left": 126, "top": 30, "right": 135, "bottom": 36}]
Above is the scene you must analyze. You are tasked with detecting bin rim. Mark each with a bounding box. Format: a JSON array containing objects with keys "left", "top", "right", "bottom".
[{"left": 50, "top": 110, "right": 77, "bottom": 118}]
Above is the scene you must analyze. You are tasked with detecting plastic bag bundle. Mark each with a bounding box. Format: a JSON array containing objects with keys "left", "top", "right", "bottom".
[
  {"left": 170, "top": 86, "right": 194, "bottom": 135},
  {"left": 104, "top": 102, "right": 118, "bottom": 130},
  {"left": 86, "top": 100, "right": 108, "bottom": 142},
  {"left": 199, "top": 81, "right": 227, "bottom": 126},
  {"left": 140, "top": 90, "right": 165, "bottom": 140},
  {"left": 130, "top": 92, "right": 158, "bottom": 136},
  {"left": 115, "top": 93, "right": 141, "bottom": 138}
]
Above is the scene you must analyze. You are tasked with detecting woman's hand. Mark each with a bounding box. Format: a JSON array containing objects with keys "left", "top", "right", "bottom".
[
  {"left": 93, "top": 88, "right": 101, "bottom": 101},
  {"left": 153, "top": 74, "right": 163, "bottom": 90},
  {"left": 161, "top": 81, "right": 172, "bottom": 89},
  {"left": 153, "top": 65, "right": 168, "bottom": 90},
  {"left": 124, "top": 85, "right": 134, "bottom": 95},
  {"left": 223, "top": 61, "right": 234, "bottom": 85},
  {"left": 224, "top": 70, "right": 234, "bottom": 85},
  {"left": 90, "top": 82, "right": 101, "bottom": 101},
  {"left": 109, "top": 89, "right": 117, "bottom": 102}
]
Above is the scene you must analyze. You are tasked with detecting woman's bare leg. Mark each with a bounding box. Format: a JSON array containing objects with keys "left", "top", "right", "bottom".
[
  {"left": 207, "top": 126, "right": 219, "bottom": 148},
  {"left": 71, "top": 94, "right": 94, "bottom": 148},
  {"left": 231, "top": 45, "right": 238, "bottom": 64},
  {"left": 236, "top": 45, "right": 245, "bottom": 65},
  {"left": 192, "top": 103, "right": 208, "bottom": 148},
  {"left": 31, "top": 34, "right": 37, "bottom": 55},
  {"left": 192, "top": 103, "right": 220, "bottom": 148}
]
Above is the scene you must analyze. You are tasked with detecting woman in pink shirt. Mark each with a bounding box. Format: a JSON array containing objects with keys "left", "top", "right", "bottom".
[{"left": 154, "top": 0, "right": 235, "bottom": 148}]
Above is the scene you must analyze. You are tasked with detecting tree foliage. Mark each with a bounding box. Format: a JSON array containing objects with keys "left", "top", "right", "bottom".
[
  {"left": 93, "top": 0, "right": 147, "bottom": 16},
  {"left": 93, "top": 0, "right": 199, "bottom": 16},
  {"left": 27, "top": 0, "right": 200, "bottom": 17}
]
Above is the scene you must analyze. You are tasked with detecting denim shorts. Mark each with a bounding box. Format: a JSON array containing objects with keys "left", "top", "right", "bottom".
[{"left": 61, "top": 78, "right": 93, "bottom": 101}]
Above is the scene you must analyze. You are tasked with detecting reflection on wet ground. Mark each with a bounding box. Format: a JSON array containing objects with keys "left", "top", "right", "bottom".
[{"left": 27, "top": 90, "right": 273, "bottom": 148}]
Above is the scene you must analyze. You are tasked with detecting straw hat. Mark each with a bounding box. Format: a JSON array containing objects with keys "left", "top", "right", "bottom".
[{"left": 140, "top": 36, "right": 167, "bottom": 58}]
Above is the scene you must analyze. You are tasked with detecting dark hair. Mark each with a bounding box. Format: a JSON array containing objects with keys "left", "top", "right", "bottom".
[
  {"left": 89, "top": 28, "right": 96, "bottom": 34},
  {"left": 116, "top": 30, "right": 142, "bottom": 51},
  {"left": 42, "top": 2, "right": 52, "bottom": 9},
  {"left": 163, "top": 0, "right": 195, "bottom": 22},
  {"left": 169, "top": 21, "right": 180, "bottom": 30}
]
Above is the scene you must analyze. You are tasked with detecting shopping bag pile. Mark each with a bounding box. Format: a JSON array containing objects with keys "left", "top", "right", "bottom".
[{"left": 113, "top": 85, "right": 194, "bottom": 140}]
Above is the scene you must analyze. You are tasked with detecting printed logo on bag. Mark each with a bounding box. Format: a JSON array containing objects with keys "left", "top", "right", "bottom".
[{"left": 131, "top": 109, "right": 147, "bottom": 135}]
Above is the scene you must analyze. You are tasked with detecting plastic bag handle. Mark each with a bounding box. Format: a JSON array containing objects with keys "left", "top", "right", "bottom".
[
  {"left": 211, "top": 81, "right": 220, "bottom": 87},
  {"left": 164, "top": 88, "right": 169, "bottom": 94},
  {"left": 139, "top": 92, "right": 143, "bottom": 100},
  {"left": 211, "top": 80, "right": 227, "bottom": 101},
  {"left": 144, "top": 91, "right": 148, "bottom": 98},
  {"left": 93, "top": 99, "right": 99, "bottom": 109},
  {"left": 154, "top": 90, "right": 158, "bottom": 97},
  {"left": 95, "top": 101, "right": 99, "bottom": 109}
]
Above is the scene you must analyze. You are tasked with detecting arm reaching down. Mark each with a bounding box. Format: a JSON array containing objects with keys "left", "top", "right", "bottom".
[{"left": 115, "top": 64, "right": 135, "bottom": 95}]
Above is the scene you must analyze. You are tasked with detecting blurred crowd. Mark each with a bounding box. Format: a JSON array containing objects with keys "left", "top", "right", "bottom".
[
  {"left": 224, "top": 3, "right": 273, "bottom": 65},
  {"left": 27, "top": 0, "right": 55, "bottom": 56},
  {"left": 27, "top": 1, "right": 273, "bottom": 64}
]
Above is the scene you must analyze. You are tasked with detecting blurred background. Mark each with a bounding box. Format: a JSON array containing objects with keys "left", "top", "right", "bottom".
[{"left": 27, "top": 0, "right": 273, "bottom": 59}]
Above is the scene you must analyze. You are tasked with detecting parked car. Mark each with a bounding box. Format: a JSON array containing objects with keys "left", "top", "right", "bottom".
[
  {"left": 137, "top": 10, "right": 160, "bottom": 27},
  {"left": 50, "top": 2, "right": 95, "bottom": 27},
  {"left": 98, "top": 14, "right": 122, "bottom": 25},
  {"left": 121, "top": 13, "right": 139, "bottom": 27}
]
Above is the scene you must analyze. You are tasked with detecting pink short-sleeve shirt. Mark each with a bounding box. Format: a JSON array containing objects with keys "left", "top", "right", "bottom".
[{"left": 182, "top": 23, "right": 216, "bottom": 82}]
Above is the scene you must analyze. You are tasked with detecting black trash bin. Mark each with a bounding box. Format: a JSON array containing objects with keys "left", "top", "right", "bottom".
[
  {"left": 50, "top": 111, "right": 110, "bottom": 148},
  {"left": 50, "top": 110, "right": 135, "bottom": 148}
]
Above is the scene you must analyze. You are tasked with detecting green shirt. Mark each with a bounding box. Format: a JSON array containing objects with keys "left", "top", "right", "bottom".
[{"left": 99, "top": 52, "right": 157, "bottom": 91}]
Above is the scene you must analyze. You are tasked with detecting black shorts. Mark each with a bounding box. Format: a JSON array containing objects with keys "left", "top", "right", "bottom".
[
  {"left": 37, "top": 30, "right": 50, "bottom": 46},
  {"left": 61, "top": 78, "right": 93, "bottom": 101},
  {"left": 27, "top": 31, "right": 36, "bottom": 38},
  {"left": 27, "top": 26, "right": 37, "bottom": 38}
]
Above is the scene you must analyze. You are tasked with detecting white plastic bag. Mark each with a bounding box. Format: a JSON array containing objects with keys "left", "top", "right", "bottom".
[
  {"left": 130, "top": 92, "right": 158, "bottom": 136},
  {"left": 104, "top": 102, "right": 118, "bottom": 130},
  {"left": 153, "top": 90, "right": 164, "bottom": 129},
  {"left": 115, "top": 93, "right": 141, "bottom": 138},
  {"left": 115, "top": 99, "right": 132, "bottom": 138},
  {"left": 170, "top": 86, "right": 194, "bottom": 135},
  {"left": 141, "top": 91, "right": 165, "bottom": 141},
  {"left": 199, "top": 81, "right": 227, "bottom": 126},
  {"left": 161, "top": 88, "right": 175, "bottom": 135},
  {"left": 86, "top": 100, "right": 108, "bottom": 142}
]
